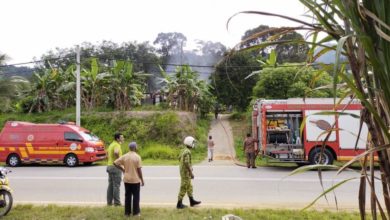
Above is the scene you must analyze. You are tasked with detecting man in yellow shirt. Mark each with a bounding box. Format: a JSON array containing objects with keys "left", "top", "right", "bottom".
[
  {"left": 106, "top": 132, "right": 124, "bottom": 206},
  {"left": 114, "top": 142, "right": 144, "bottom": 217}
]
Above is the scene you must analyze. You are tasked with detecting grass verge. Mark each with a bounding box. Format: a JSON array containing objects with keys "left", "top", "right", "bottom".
[{"left": 2, "top": 205, "right": 364, "bottom": 220}]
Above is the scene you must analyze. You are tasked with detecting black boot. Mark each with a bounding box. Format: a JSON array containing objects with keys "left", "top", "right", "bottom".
[
  {"left": 189, "top": 196, "right": 201, "bottom": 207},
  {"left": 176, "top": 199, "right": 187, "bottom": 209}
]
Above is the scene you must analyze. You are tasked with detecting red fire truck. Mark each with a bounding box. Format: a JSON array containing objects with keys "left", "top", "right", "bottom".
[
  {"left": 0, "top": 121, "right": 106, "bottom": 167},
  {"left": 252, "top": 98, "right": 369, "bottom": 165}
]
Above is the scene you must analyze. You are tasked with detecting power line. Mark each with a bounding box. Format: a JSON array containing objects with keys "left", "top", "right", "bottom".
[
  {"left": 0, "top": 55, "right": 76, "bottom": 68},
  {"left": 0, "top": 49, "right": 332, "bottom": 75}
]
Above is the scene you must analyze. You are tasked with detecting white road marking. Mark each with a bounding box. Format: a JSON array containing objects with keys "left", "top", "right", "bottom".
[{"left": 9, "top": 176, "right": 360, "bottom": 182}]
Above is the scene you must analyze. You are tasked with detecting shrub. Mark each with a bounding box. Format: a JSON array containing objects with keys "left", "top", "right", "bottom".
[
  {"left": 229, "top": 111, "right": 246, "bottom": 120},
  {"left": 149, "top": 112, "right": 182, "bottom": 145},
  {"left": 140, "top": 143, "right": 179, "bottom": 160}
]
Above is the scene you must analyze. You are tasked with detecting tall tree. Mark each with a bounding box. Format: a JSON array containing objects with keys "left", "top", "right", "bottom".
[
  {"left": 241, "top": 25, "right": 274, "bottom": 57},
  {"left": 241, "top": 25, "right": 308, "bottom": 62},
  {"left": 153, "top": 32, "right": 187, "bottom": 65},
  {"left": 212, "top": 51, "right": 258, "bottom": 111},
  {"left": 274, "top": 32, "right": 309, "bottom": 63},
  {"left": 195, "top": 40, "right": 227, "bottom": 58}
]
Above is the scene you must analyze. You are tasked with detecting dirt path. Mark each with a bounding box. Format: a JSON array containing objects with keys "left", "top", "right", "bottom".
[{"left": 198, "top": 114, "right": 237, "bottom": 166}]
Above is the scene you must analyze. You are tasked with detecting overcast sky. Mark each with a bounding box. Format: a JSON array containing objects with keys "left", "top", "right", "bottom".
[{"left": 0, "top": 0, "right": 308, "bottom": 65}]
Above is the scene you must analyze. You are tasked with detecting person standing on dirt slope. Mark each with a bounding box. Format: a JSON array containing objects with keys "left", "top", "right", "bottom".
[
  {"left": 176, "top": 136, "right": 201, "bottom": 209},
  {"left": 207, "top": 135, "right": 215, "bottom": 162},
  {"left": 214, "top": 102, "right": 220, "bottom": 119}
]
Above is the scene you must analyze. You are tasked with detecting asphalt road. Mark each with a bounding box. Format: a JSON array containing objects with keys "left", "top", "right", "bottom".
[
  {"left": 7, "top": 165, "right": 378, "bottom": 210},
  {"left": 5, "top": 115, "right": 380, "bottom": 210}
]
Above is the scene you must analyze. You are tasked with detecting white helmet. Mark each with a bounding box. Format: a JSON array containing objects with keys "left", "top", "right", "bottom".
[{"left": 183, "top": 136, "right": 196, "bottom": 148}]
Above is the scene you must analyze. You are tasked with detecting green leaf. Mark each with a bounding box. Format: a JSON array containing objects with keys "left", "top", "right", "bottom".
[
  {"left": 286, "top": 164, "right": 340, "bottom": 177},
  {"left": 302, "top": 177, "right": 358, "bottom": 211}
]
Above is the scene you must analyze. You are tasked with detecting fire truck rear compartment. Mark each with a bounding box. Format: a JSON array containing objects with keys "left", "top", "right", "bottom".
[{"left": 265, "top": 112, "right": 304, "bottom": 162}]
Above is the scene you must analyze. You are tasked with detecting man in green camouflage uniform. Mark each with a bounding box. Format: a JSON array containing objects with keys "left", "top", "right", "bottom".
[{"left": 176, "top": 136, "right": 201, "bottom": 209}]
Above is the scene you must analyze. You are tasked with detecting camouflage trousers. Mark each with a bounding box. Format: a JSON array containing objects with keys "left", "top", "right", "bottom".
[{"left": 177, "top": 177, "right": 193, "bottom": 200}]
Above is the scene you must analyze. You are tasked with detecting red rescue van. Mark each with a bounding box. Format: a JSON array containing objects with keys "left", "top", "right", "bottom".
[{"left": 0, "top": 121, "right": 106, "bottom": 167}]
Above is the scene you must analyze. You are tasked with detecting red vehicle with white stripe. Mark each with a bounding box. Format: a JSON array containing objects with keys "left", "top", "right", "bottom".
[
  {"left": 0, "top": 121, "right": 106, "bottom": 167},
  {"left": 252, "top": 98, "right": 369, "bottom": 165}
]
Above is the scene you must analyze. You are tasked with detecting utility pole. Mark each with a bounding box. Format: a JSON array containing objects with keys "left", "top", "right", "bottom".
[{"left": 76, "top": 45, "right": 81, "bottom": 126}]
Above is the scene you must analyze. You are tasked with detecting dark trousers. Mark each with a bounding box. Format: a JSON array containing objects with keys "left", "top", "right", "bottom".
[
  {"left": 246, "top": 152, "right": 256, "bottom": 167},
  {"left": 124, "top": 182, "right": 141, "bottom": 216},
  {"left": 107, "top": 166, "right": 122, "bottom": 205}
]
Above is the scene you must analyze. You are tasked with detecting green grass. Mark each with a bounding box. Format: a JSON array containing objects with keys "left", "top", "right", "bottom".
[{"left": 2, "top": 205, "right": 365, "bottom": 220}]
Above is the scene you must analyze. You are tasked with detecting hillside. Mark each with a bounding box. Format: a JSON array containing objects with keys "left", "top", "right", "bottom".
[{"left": 0, "top": 65, "right": 34, "bottom": 79}]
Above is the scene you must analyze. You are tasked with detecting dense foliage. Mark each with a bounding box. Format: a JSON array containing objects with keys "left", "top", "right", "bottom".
[
  {"left": 159, "top": 65, "right": 214, "bottom": 117},
  {"left": 211, "top": 51, "right": 258, "bottom": 111},
  {"left": 252, "top": 66, "right": 333, "bottom": 99},
  {"left": 1, "top": 33, "right": 224, "bottom": 116},
  {"left": 241, "top": 25, "right": 309, "bottom": 63}
]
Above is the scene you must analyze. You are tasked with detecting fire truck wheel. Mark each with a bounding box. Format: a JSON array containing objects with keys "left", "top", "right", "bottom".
[
  {"left": 64, "top": 154, "right": 79, "bottom": 167},
  {"left": 6, "top": 154, "right": 21, "bottom": 167},
  {"left": 309, "top": 148, "right": 334, "bottom": 165}
]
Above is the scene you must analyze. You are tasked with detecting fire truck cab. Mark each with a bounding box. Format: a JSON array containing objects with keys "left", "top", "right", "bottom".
[{"left": 252, "top": 98, "right": 368, "bottom": 165}]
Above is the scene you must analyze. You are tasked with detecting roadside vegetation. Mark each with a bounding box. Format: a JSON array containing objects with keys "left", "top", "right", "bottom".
[
  {"left": 0, "top": 109, "right": 210, "bottom": 165},
  {"left": 2, "top": 205, "right": 364, "bottom": 220}
]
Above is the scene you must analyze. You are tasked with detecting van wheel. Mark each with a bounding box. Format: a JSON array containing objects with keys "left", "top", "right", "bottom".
[
  {"left": 64, "top": 154, "right": 78, "bottom": 167},
  {"left": 309, "top": 148, "right": 334, "bottom": 165},
  {"left": 7, "top": 154, "right": 21, "bottom": 167}
]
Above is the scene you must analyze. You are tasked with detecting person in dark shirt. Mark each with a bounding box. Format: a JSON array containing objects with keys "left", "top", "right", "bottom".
[{"left": 243, "top": 133, "right": 257, "bottom": 168}]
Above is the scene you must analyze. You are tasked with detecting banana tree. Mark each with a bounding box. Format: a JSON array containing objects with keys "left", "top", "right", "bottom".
[
  {"left": 109, "top": 60, "right": 148, "bottom": 110},
  {"left": 80, "top": 58, "right": 111, "bottom": 110},
  {"left": 0, "top": 75, "right": 30, "bottom": 112},
  {"left": 55, "top": 64, "right": 77, "bottom": 109},
  {"left": 27, "top": 65, "right": 62, "bottom": 113},
  {"left": 158, "top": 64, "right": 213, "bottom": 113}
]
